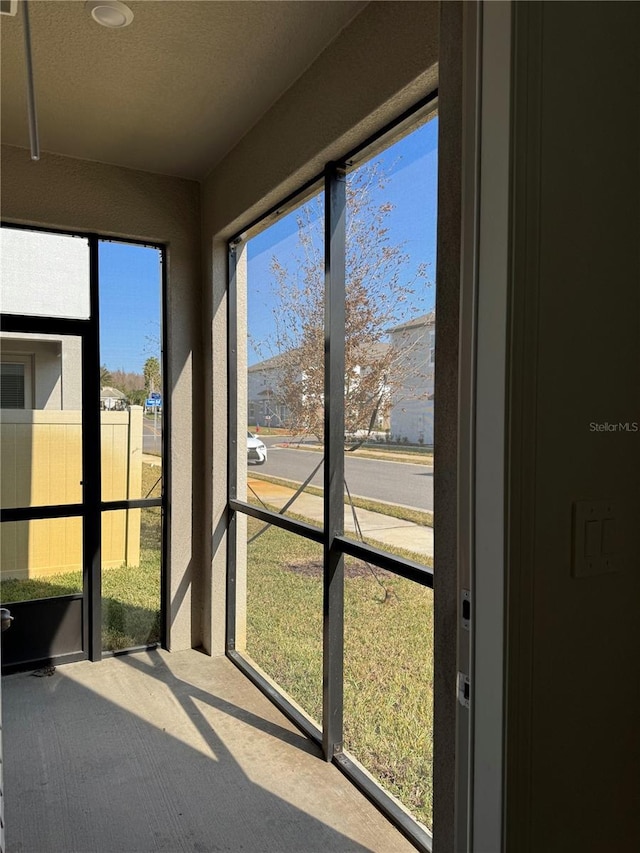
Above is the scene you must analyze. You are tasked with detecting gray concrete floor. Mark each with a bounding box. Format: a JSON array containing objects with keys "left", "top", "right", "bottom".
[{"left": 2, "top": 649, "right": 417, "bottom": 853}]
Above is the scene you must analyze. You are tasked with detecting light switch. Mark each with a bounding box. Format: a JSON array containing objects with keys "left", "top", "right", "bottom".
[
  {"left": 601, "top": 518, "right": 617, "bottom": 555},
  {"left": 584, "top": 520, "right": 600, "bottom": 557},
  {"left": 572, "top": 500, "right": 619, "bottom": 578}
]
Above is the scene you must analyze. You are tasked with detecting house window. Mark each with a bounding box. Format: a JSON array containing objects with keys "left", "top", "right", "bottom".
[
  {"left": 0, "top": 363, "right": 25, "bottom": 408},
  {"left": 0, "top": 357, "right": 32, "bottom": 408},
  {"left": 228, "top": 98, "right": 437, "bottom": 851}
]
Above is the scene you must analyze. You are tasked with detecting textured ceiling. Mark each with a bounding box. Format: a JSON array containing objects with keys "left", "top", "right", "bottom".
[{"left": 0, "top": 0, "right": 367, "bottom": 179}]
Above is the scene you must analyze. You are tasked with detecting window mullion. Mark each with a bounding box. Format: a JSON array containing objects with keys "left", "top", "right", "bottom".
[
  {"left": 322, "top": 161, "right": 346, "bottom": 760},
  {"left": 84, "top": 234, "right": 102, "bottom": 661},
  {"left": 226, "top": 243, "right": 240, "bottom": 651}
]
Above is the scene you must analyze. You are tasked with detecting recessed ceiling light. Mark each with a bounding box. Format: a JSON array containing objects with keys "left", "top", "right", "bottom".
[{"left": 85, "top": 1, "right": 133, "bottom": 29}]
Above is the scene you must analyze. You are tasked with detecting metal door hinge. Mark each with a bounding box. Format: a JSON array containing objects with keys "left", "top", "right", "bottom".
[
  {"left": 461, "top": 589, "right": 471, "bottom": 630},
  {"left": 457, "top": 672, "right": 470, "bottom": 709}
]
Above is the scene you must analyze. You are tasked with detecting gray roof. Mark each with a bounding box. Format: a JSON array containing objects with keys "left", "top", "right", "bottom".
[
  {"left": 388, "top": 310, "right": 436, "bottom": 335},
  {"left": 249, "top": 342, "right": 391, "bottom": 372},
  {"left": 100, "top": 386, "right": 127, "bottom": 399},
  {"left": 248, "top": 351, "right": 294, "bottom": 372}
]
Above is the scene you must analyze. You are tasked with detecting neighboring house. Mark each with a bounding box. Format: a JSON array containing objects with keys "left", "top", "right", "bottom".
[
  {"left": 0, "top": 331, "right": 82, "bottom": 410},
  {"left": 248, "top": 320, "right": 436, "bottom": 441},
  {"left": 247, "top": 342, "right": 393, "bottom": 432},
  {"left": 100, "top": 385, "right": 127, "bottom": 411},
  {"left": 247, "top": 351, "right": 291, "bottom": 428},
  {"left": 387, "top": 311, "right": 435, "bottom": 445},
  {"left": 0, "top": 335, "right": 130, "bottom": 414}
]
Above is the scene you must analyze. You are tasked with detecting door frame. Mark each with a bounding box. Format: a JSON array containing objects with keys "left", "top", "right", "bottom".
[{"left": 0, "top": 222, "right": 168, "bottom": 670}]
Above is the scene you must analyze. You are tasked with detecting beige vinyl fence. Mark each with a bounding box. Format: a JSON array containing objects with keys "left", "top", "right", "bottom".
[{"left": 1, "top": 407, "right": 143, "bottom": 580}]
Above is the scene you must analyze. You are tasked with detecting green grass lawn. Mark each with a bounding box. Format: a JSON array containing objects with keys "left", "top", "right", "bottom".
[
  {"left": 101, "top": 509, "right": 161, "bottom": 651},
  {"left": 244, "top": 517, "right": 434, "bottom": 830}
]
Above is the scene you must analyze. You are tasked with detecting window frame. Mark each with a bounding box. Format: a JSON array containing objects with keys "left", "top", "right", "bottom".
[
  {"left": 226, "top": 93, "right": 438, "bottom": 853},
  {"left": 0, "top": 223, "right": 170, "bottom": 663}
]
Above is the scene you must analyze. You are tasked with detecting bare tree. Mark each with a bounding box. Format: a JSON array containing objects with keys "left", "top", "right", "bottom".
[
  {"left": 109, "top": 368, "right": 145, "bottom": 394},
  {"left": 253, "top": 160, "right": 431, "bottom": 448}
]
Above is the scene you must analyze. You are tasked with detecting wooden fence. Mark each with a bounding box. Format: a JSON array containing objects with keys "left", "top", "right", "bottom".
[{"left": 1, "top": 407, "right": 143, "bottom": 580}]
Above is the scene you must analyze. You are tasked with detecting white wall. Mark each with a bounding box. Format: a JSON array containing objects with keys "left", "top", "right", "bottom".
[{"left": 389, "top": 321, "right": 435, "bottom": 444}]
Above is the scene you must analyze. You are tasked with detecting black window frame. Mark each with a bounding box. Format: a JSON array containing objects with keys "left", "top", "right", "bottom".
[
  {"left": 0, "top": 222, "right": 170, "bottom": 662},
  {"left": 226, "top": 93, "right": 438, "bottom": 853}
]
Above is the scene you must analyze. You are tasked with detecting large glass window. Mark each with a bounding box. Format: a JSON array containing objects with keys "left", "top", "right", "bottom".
[
  {"left": 0, "top": 517, "right": 83, "bottom": 601},
  {"left": 99, "top": 242, "right": 163, "bottom": 502},
  {"left": 343, "top": 122, "right": 436, "bottom": 568},
  {"left": 0, "top": 332, "right": 83, "bottom": 509},
  {"left": 99, "top": 240, "right": 164, "bottom": 653},
  {"left": 228, "top": 104, "right": 437, "bottom": 846},
  {"left": 102, "top": 506, "right": 161, "bottom": 652},
  {"left": 243, "top": 521, "right": 323, "bottom": 726},
  {"left": 241, "top": 188, "right": 325, "bottom": 524},
  {"left": 343, "top": 558, "right": 434, "bottom": 829}
]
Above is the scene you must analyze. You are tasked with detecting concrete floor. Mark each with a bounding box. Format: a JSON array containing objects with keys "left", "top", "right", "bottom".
[{"left": 2, "top": 649, "right": 417, "bottom": 853}]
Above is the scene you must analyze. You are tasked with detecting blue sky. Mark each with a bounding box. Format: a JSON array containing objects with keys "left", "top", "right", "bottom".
[
  {"left": 246, "top": 115, "right": 438, "bottom": 364},
  {"left": 97, "top": 114, "right": 438, "bottom": 374},
  {"left": 99, "top": 241, "right": 162, "bottom": 375}
]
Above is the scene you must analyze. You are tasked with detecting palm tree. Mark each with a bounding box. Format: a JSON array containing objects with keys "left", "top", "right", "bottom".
[{"left": 100, "top": 364, "right": 113, "bottom": 386}]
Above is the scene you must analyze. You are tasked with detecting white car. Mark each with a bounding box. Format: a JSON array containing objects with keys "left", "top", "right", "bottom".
[{"left": 247, "top": 431, "right": 267, "bottom": 465}]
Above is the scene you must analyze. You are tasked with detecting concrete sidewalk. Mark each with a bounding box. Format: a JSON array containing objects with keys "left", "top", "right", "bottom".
[
  {"left": 247, "top": 476, "right": 433, "bottom": 559},
  {"left": 140, "top": 459, "right": 432, "bottom": 559}
]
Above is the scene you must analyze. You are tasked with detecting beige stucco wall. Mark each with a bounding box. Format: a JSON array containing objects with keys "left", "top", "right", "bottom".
[
  {"left": 200, "top": 0, "right": 439, "bottom": 656},
  {"left": 203, "top": 1, "right": 439, "bottom": 240},
  {"left": 0, "top": 146, "right": 201, "bottom": 650}
]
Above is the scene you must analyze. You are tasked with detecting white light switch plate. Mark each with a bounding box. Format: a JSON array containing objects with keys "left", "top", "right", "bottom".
[{"left": 572, "top": 500, "right": 619, "bottom": 578}]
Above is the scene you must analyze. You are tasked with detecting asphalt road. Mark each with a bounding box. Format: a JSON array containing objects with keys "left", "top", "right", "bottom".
[
  {"left": 252, "top": 438, "right": 433, "bottom": 511},
  {"left": 142, "top": 427, "right": 431, "bottom": 510},
  {"left": 143, "top": 414, "right": 162, "bottom": 455}
]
